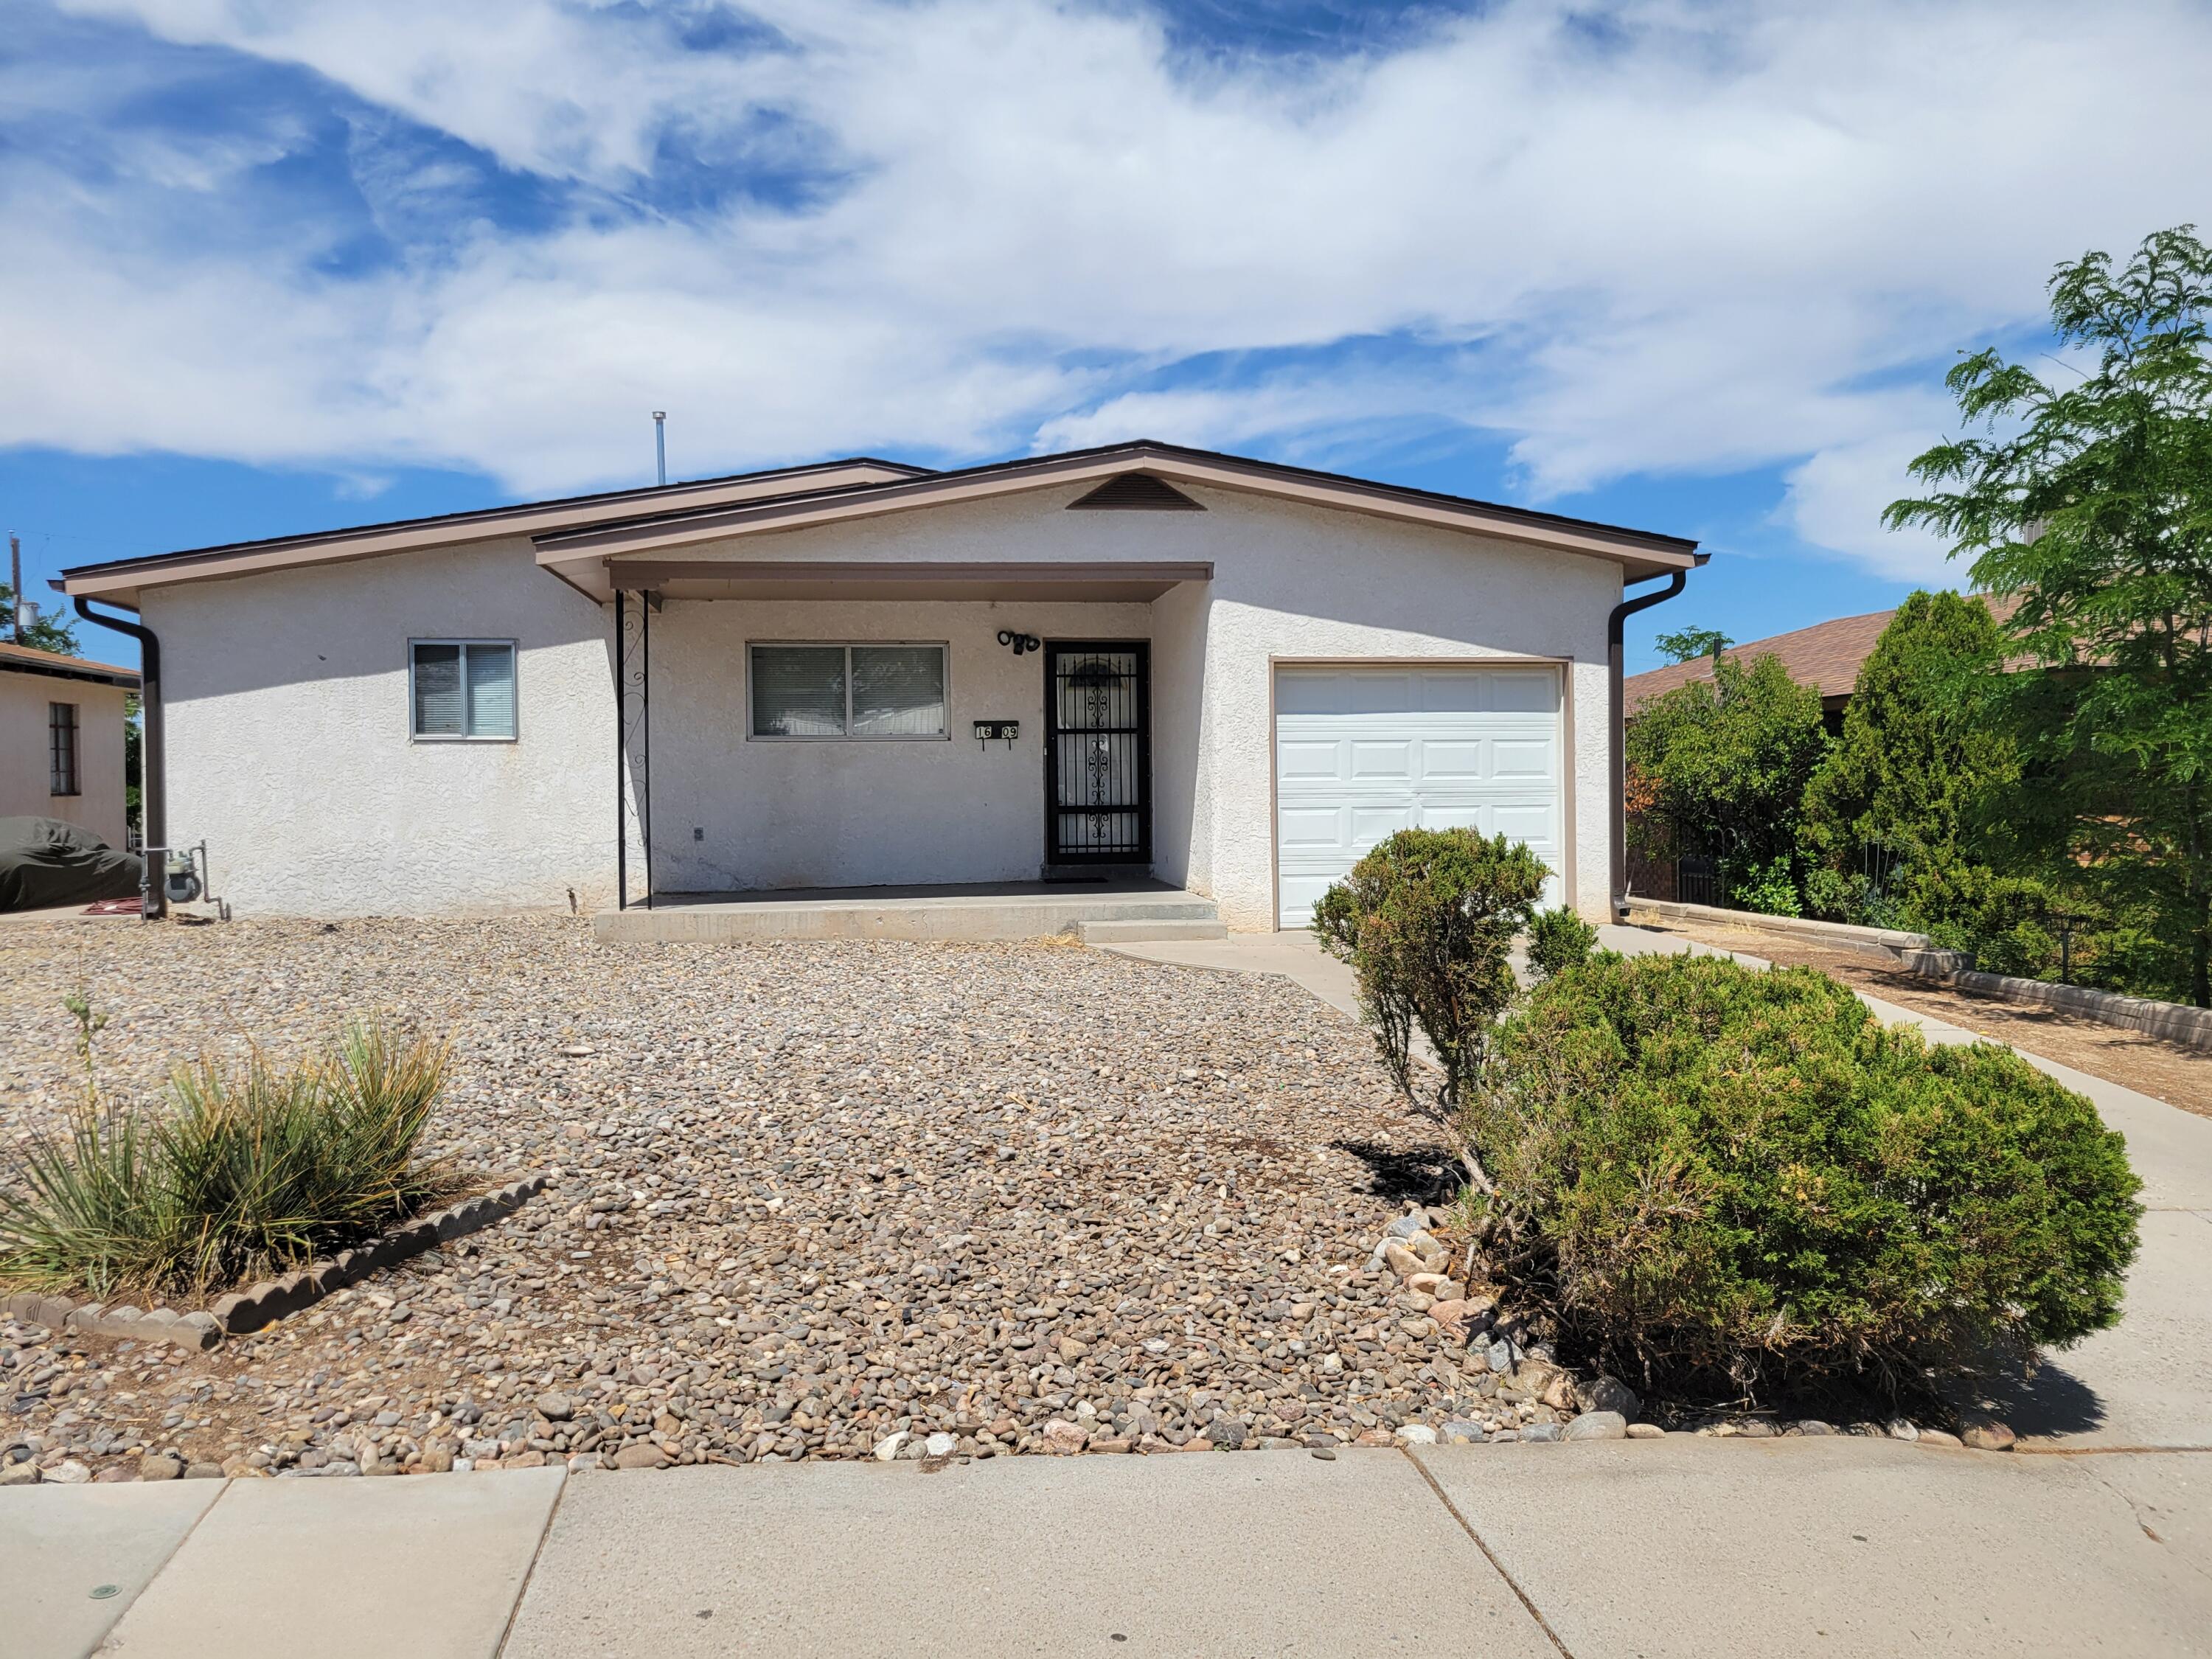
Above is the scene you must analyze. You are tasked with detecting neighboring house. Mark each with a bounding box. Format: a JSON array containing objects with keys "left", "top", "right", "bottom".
[
  {"left": 59, "top": 442, "right": 1702, "bottom": 927},
  {"left": 0, "top": 641, "right": 138, "bottom": 849},
  {"left": 1621, "top": 606, "right": 1909, "bottom": 902},
  {"left": 1623, "top": 607, "right": 1900, "bottom": 735}
]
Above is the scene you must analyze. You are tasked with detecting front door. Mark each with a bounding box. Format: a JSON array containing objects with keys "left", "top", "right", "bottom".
[{"left": 1044, "top": 641, "right": 1151, "bottom": 866}]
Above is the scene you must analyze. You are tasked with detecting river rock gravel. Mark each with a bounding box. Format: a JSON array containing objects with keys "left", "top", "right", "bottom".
[{"left": 0, "top": 915, "right": 1559, "bottom": 1480}]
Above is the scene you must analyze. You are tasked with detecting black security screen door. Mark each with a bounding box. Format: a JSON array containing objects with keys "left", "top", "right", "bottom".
[{"left": 1045, "top": 641, "right": 1151, "bottom": 864}]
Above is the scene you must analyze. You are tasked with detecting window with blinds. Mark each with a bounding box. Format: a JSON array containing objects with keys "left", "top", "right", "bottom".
[
  {"left": 49, "top": 702, "right": 80, "bottom": 796},
  {"left": 750, "top": 644, "right": 947, "bottom": 740},
  {"left": 410, "top": 641, "right": 517, "bottom": 740}
]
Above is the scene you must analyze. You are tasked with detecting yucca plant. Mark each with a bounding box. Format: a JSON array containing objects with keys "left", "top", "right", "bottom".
[{"left": 0, "top": 1018, "right": 461, "bottom": 1300}]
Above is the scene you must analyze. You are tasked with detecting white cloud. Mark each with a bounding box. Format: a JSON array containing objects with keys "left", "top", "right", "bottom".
[
  {"left": 13, "top": 0, "right": 2212, "bottom": 571},
  {"left": 1780, "top": 434, "right": 1961, "bottom": 584}
]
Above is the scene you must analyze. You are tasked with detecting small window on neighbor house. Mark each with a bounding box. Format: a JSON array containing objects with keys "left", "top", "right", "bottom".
[
  {"left": 49, "top": 702, "right": 80, "bottom": 796},
  {"left": 411, "top": 641, "right": 516, "bottom": 740},
  {"left": 749, "top": 644, "right": 946, "bottom": 739}
]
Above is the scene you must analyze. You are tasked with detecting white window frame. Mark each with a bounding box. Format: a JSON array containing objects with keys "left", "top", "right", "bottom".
[
  {"left": 745, "top": 641, "right": 951, "bottom": 742},
  {"left": 408, "top": 638, "right": 519, "bottom": 743}
]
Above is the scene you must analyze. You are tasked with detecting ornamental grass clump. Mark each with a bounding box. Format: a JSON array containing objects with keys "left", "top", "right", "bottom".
[
  {"left": 1469, "top": 952, "right": 2142, "bottom": 1400},
  {"left": 0, "top": 1018, "right": 459, "bottom": 1301}
]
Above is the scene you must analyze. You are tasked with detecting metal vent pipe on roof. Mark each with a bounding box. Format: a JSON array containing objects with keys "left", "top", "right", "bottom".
[{"left": 653, "top": 411, "right": 667, "bottom": 487}]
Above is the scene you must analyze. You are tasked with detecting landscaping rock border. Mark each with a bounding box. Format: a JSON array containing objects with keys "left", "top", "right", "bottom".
[
  {"left": 1, "top": 1174, "right": 548, "bottom": 1352},
  {"left": 1624, "top": 897, "right": 2212, "bottom": 1051}
]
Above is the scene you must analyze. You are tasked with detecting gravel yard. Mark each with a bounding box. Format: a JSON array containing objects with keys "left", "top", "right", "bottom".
[{"left": 1, "top": 915, "right": 1559, "bottom": 1483}]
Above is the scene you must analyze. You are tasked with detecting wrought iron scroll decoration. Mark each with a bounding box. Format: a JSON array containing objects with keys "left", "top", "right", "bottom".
[{"left": 615, "top": 588, "right": 653, "bottom": 909}]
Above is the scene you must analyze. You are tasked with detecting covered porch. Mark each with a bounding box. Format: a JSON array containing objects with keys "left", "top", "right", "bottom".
[{"left": 577, "top": 544, "right": 1214, "bottom": 919}]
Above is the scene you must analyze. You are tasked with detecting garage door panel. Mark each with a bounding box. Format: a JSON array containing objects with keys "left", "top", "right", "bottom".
[
  {"left": 1350, "top": 804, "right": 1416, "bottom": 847},
  {"left": 1489, "top": 801, "right": 1559, "bottom": 846},
  {"left": 1276, "top": 805, "right": 1346, "bottom": 849},
  {"left": 1276, "top": 739, "right": 1344, "bottom": 782},
  {"left": 1275, "top": 664, "right": 1565, "bottom": 928},
  {"left": 1486, "top": 671, "right": 1559, "bottom": 714},
  {"left": 1276, "top": 872, "right": 1338, "bottom": 927},
  {"left": 1347, "top": 673, "right": 1418, "bottom": 714},
  {"left": 1415, "top": 671, "right": 1489, "bottom": 714},
  {"left": 1490, "top": 737, "right": 1555, "bottom": 780},
  {"left": 1417, "top": 738, "right": 1485, "bottom": 782},
  {"left": 1349, "top": 740, "right": 1414, "bottom": 781}
]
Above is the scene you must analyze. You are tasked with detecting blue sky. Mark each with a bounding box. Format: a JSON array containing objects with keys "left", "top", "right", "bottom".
[{"left": 7, "top": 0, "right": 2211, "bottom": 671}]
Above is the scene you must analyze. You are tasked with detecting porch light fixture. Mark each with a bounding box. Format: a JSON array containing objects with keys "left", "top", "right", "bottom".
[{"left": 997, "top": 630, "right": 1041, "bottom": 655}]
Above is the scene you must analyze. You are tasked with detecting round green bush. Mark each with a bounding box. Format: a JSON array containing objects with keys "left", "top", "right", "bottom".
[{"left": 1470, "top": 951, "right": 2142, "bottom": 1399}]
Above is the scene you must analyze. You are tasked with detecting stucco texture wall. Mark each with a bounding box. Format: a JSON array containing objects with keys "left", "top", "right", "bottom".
[
  {"left": 147, "top": 540, "right": 615, "bottom": 916},
  {"left": 0, "top": 672, "right": 131, "bottom": 848}
]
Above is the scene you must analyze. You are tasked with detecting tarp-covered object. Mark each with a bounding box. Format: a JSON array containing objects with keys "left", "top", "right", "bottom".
[{"left": 0, "top": 817, "right": 144, "bottom": 911}]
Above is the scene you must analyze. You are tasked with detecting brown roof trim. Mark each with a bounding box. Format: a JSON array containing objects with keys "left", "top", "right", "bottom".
[
  {"left": 0, "top": 641, "right": 139, "bottom": 689},
  {"left": 58, "top": 457, "right": 933, "bottom": 605},
  {"left": 535, "top": 440, "right": 1703, "bottom": 574}
]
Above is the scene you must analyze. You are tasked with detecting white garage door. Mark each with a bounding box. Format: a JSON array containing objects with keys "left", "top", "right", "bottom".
[{"left": 1275, "top": 664, "right": 1565, "bottom": 928}]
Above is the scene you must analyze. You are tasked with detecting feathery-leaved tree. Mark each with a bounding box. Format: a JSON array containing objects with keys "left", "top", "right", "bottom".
[{"left": 1888, "top": 226, "right": 2212, "bottom": 1006}]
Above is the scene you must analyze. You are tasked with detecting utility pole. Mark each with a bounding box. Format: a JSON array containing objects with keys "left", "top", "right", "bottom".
[
  {"left": 653, "top": 411, "right": 667, "bottom": 487},
  {"left": 8, "top": 533, "right": 19, "bottom": 643}
]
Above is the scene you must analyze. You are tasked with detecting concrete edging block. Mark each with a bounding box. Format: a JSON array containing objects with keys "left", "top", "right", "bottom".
[
  {"left": 1626, "top": 897, "right": 2212, "bottom": 1051},
  {"left": 7, "top": 1173, "right": 549, "bottom": 1349}
]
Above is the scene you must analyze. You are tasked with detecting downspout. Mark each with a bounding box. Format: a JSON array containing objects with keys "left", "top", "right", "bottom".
[
  {"left": 1607, "top": 570, "right": 1688, "bottom": 918},
  {"left": 72, "top": 594, "right": 165, "bottom": 918}
]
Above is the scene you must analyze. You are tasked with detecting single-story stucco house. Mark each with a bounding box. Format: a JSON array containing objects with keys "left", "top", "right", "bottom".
[
  {"left": 1, "top": 639, "right": 138, "bottom": 851},
  {"left": 59, "top": 442, "right": 1700, "bottom": 931}
]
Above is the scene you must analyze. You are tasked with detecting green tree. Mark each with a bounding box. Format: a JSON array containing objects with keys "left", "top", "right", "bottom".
[
  {"left": 1626, "top": 652, "right": 1828, "bottom": 908},
  {"left": 1653, "top": 625, "right": 1732, "bottom": 664},
  {"left": 1888, "top": 226, "right": 2212, "bottom": 1006},
  {"left": 1, "top": 578, "right": 80, "bottom": 655},
  {"left": 1800, "top": 591, "right": 2016, "bottom": 903}
]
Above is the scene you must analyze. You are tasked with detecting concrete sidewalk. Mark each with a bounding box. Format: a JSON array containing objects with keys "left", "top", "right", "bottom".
[{"left": 10, "top": 1439, "right": 2209, "bottom": 1659}]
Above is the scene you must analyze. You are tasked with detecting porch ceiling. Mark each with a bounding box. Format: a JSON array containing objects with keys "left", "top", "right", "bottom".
[{"left": 597, "top": 558, "right": 1212, "bottom": 602}]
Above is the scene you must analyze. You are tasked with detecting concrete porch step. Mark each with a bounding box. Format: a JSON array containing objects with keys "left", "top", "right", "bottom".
[
  {"left": 1074, "top": 918, "right": 1230, "bottom": 944},
  {"left": 594, "top": 880, "right": 1220, "bottom": 944}
]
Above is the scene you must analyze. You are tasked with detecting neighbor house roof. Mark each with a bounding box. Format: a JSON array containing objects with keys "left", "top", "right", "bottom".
[
  {"left": 61, "top": 440, "right": 1703, "bottom": 609},
  {"left": 1624, "top": 608, "right": 1897, "bottom": 715},
  {"left": 0, "top": 640, "right": 139, "bottom": 690}
]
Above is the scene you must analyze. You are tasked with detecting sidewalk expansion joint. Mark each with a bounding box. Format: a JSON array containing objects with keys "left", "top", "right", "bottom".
[
  {"left": 493, "top": 1468, "right": 572, "bottom": 1658},
  {"left": 1398, "top": 1447, "right": 1576, "bottom": 1659}
]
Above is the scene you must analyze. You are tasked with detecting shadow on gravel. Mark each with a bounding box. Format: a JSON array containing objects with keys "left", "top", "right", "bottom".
[{"left": 1332, "top": 1139, "right": 1458, "bottom": 1203}]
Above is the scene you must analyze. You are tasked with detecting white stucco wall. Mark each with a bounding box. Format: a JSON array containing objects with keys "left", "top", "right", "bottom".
[
  {"left": 649, "top": 598, "right": 1151, "bottom": 891},
  {"left": 146, "top": 539, "right": 616, "bottom": 916},
  {"left": 1, "top": 672, "right": 131, "bottom": 849},
  {"left": 140, "top": 479, "right": 1633, "bottom": 923}
]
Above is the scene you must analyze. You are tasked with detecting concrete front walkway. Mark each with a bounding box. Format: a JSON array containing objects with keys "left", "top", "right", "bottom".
[{"left": 11, "top": 1439, "right": 2209, "bottom": 1659}]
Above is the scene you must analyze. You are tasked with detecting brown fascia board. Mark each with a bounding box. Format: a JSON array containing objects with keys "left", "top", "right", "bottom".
[
  {"left": 58, "top": 457, "right": 933, "bottom": 607},
  {"left": 0, "top": 645, "right": 139, "bottom": 689},
  {"left": 535, "top": 441, "right": 1704, "bottom": 578}
]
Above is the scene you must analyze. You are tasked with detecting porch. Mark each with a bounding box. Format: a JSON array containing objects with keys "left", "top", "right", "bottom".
[{"left": 591, "top": 877, "right": 1224, "bottom": 944}]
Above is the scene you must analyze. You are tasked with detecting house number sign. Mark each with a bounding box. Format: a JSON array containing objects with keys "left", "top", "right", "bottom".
[{"left": 974, "top": 720, "right": 1019, "bottom": 748}]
